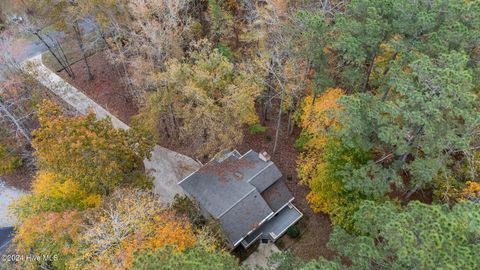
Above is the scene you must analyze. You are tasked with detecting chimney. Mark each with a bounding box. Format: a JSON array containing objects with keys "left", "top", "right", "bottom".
[{"left": 258, "top": 151, "right": 271, "bottom": 162}]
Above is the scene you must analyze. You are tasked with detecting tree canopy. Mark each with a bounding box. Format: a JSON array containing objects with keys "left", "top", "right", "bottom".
[
  {"left": 33, "top": 100, "right": 154, "bottom": 195},
  {"left": 271, "top": 201, "right": 480, "bottom": 270},
  {"left": 295, "top": 0, "right": 480, "bottom": 223},
  {"left": 132, "top": 245, "right": 240, "bottom": 270},
  {"left": 136, "top": 40, "right": 261, "bottom": 159}
]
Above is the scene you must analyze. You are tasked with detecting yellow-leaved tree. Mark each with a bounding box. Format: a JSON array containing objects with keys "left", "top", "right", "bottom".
[
  {"left": 462, "top": 181, "right": 480, "bottom": 202},
  {"left": 296, "top": 88, "right": 368, "bottom": 229},
  {"left": 136, "top": 40, "right": 262, "bottom": 159},
  {"left": 33, "top": 100, "right": 154, "bottom": 195},
  {"left": 297, "top": 88, "right": 344, "bottom": 213},
  {"left": 13, "top": 210, "right": 84, "bottom": 270},
  {"left": 13, "top": 171, "right": 101, "bottom": 220}
]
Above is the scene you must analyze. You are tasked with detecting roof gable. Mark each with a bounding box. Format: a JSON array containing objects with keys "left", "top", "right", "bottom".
[
  {"left": 178, "top": 150, "right": 294, "bottom": 247},
  {"left": 219, "top": 190, "right": 273, "bottom": 246},
  {"left": 248, "top": 162, "right": 283, "bottom": 192}
]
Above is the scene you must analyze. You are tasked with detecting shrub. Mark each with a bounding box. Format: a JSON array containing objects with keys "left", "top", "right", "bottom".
[
  {"left": 294, "top": 132, "right": 311, "bottom": 151},
  {"left": 217, "top": 42, "right": 233, "bottom": 61},
  {"left": 249, "top": 123, "right": 267, "bottom": 135},
  {"left": 286, "top": 225, "right": 300, "bottom": 238}
]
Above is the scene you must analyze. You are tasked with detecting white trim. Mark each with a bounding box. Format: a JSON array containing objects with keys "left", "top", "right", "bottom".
[
  {"left": 0, "top": 239, "right": 12, "bottom": 251},
  {"left": 241, "top": 232, "right": 263, "bottom": 248},
  {"left": 271, "top": 203, "right": 303, "bottom": 241},
  {"left": 231, "top": 149, "right": 241, "bottom": 157},
  {"left": 244, "top": 211, "right": 274, "bottom": 237},
  {"left": 234, "top": 236, "right": 246, "bottom": 247},
  {"left": 271, "top": 197, "right": 295, "bottom": 216},
  {"left": 246, "top": 162, "right": 273, "bottom": 183},
  {"left": 239, "top": 149, "right": 253, "bottom": 158},
  {"left": 234, "top": 202, "right": 303, "bottom": 248},
  {"left": 216, "top": 188, "right": 256, "bottom": 218},
  {"left": 195, "top": 159, "right": 204, "bottom": 166},
  {"left": 177, "top": 168, "right": 200, "bottom": 185}
]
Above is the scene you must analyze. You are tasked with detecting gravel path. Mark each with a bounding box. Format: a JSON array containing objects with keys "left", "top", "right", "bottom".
[{"left": 23, "top": 55, "right": 201, "bottom": 205}]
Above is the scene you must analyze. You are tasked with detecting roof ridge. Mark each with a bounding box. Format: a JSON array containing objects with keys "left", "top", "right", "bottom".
[
  {"left": 216, "top": 187, "right": 258, "bottom": 219},
  {"left": 247, "top": 162, "right": 273, "bottom": 183}
]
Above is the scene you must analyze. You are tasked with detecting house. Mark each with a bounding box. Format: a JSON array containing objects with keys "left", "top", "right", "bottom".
[{"left": 178, "top": 149, "right": 303, "bottom": 249}]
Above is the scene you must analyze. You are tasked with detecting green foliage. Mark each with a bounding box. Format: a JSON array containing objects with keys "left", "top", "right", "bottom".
[
  {"left": 217, "top": 42, "right": 234, "bottom": 61},
  {"left": 0, "top": 143, "right": 21, "bottom": 175},
  {"left": 286, "top": 225, "right": 300, "bottom": 238},
  {"left": 337, "top": 52, "right": 478, "bottom": 197},
  {"left": 294, "top": 132, "right": 310, "bottom": 151},
  {"left": 207, "top": 0, "right": 234, "bottom": 43},
  {"left": 132, "top": 245, "right": 240, "bottom": 270},
  {"left": 290, "top": 11, "right": 333, "bottom": 92},
  {"left": 328, "top": 0, "right": 480, "bottom": 91},
  {"left": 319, "top": 140, "right": 370, "bottom": 229},
  {"left": 269, "top": 201, "right": 480, "bottom": 269},
  {"left": 267, "top": 251, "right": 345, "bottom": 270},
  {"left": 33, "top": 100, "right": 154, "bottom": 195},
  {"left": 324, "top": 201, "right": 480, "bottom": 269},
  {"left": 294, "top": 0, "right": 480, "bottom": 210},
  {"left": 249, "top": 123, "right": 267, "bottom": 135}
]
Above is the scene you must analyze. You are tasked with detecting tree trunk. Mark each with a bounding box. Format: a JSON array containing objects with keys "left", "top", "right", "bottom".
[
  {"left": 273, "top": 92, "right": 284, "bottom": 154},
  {"left": 405, "top": 186, "right": 418, "bottom": 199},
  {"left": 73, "top": 21, "right": 94, "bottom": 80},
  {"left": 54, "top": 37, "right": 75, "bottom": 79},
  {"left": 162, "top": 118, "right": 171, "bottom": 138},
  {"left": 169, "top": 104, "right": 180, "bottom": 137},
  {"left": 381, "top": 52, "right": 398, "bottom": 102},
  {"left": 262, "top": 101, "right": 269, "bottom": 123},
  {"left": 33, "top": 32, "right": 74, "bottom": 78},
  {"left": 287, "top": 109, "right": 293, "bottom": 136},
  {"left": 362, "top": 51, "right": 377, "bottom": 92},
  {"left": 0, "top": 99, "right": 32, "bottom": 143}
]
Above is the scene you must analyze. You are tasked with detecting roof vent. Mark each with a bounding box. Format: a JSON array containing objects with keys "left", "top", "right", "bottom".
[
  {"left": 234, "top": 171, "right": 243, "bottom": 179},
  {"left": 259, "top": 151, "right": 271, "bottom": 162}
]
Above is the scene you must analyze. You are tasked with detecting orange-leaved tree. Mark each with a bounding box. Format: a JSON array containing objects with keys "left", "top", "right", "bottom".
[
  {"left": 75, "top": 188, "right": 197, "bottom": 269},
  {"left": 14, "top": 210, "right": 84, "bottom": 270}
]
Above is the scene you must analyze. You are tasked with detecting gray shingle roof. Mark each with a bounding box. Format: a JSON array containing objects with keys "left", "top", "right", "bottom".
[
  {"left": 248, "top": 163, "right": 283, "bottom": 192},
  {"left": 179, "top": 155, "right": 255, "bottom": 218},
  {"left": 219, "top": 190, "right": 273, "bottom": 246},
  {"left": 261, "top": 179, "right": 293, "bottom": 212},
  {"left": 178, "top": 150, "right": 295, "bottom": 247}
]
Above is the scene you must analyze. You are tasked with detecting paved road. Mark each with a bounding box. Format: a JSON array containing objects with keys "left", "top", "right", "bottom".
[
  {"left": 0, "top": 20, "right": 94, "bottom": 81},
  {"left": 0, "top": 227, "right": 14, "bottom": 253},
  {"left": 0, "top": 180, "right": 26, "bottom": 228}
]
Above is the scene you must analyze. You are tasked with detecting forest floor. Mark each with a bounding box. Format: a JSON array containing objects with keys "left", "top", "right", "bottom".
[
  {"left": 55, "top": 51, "right": 334, "bottom": 261},
  {"left": 236, "top": 103, "right": 335, "bottom": 261},
  {"left": 55, "top": 52, "right": 137, "bottom": 124}
]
